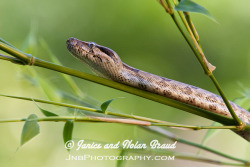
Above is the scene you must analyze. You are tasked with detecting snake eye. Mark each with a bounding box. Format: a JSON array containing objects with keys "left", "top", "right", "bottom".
[
  {"left": 99, "top": 46, "right": 114, "bottom": 58},
  {"left": 88, "top": 42, "right": 96, "bottom": 49}
]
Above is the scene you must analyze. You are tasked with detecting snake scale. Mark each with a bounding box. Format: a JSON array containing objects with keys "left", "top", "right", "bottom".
[{"left": 66, "top": 37, "right": 250, "bottom": 141}]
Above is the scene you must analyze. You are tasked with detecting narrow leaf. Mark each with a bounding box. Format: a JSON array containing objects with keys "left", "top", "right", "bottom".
[
  {"left": 20, "top": 114, "right": 40, "bottom": 146},
  {"left": 63, "top": 120, "right": 74, "bottom": 151},
  {"left": 175, "top": 0, "right": 215, "bottom": 21},
  {"left": 38, "top": 106, "right": 58, "bottom": 117},
  {"left": 32, "top": 98, "right": 58, "bottom": 117},
  {"left": 100, "top": 99, "right": 115, "bottom": 113}
]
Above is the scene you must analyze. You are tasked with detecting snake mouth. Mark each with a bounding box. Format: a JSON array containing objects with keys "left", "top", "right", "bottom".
[{"left": 66, "top": 37, "right": 91, "bottom": 55}]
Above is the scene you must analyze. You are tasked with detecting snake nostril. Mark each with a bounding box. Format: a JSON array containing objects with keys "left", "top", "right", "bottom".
[{"left": 67, "top": 37, "right": 76, "bottom": 45}]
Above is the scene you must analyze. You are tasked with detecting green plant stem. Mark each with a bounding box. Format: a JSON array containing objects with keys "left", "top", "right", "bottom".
[
  {"left": 141, "top": 126, "right": 249, "bottom": 164},
  {"left": 0, "top": 116, "right": 237, "bottom": 130},
  {"left": 0, "top": 54, "right": 24, "bottom": 64},
  {"left": 0, "top": 42, "right": 31, "bottom": 64},
  {"left": 209, "top": 75, "right": 244, "bottom": 126},
  {"left": 164, "top": 0, "right": 243, "bottom": 126},
  {"left": 171, "top": 1, "right": 200, "bottom": 46},
  {"left": 0, "top": 116, "right": 150, "bottom": 126},
  {"left": 151, "top": 123, "right": 238, "bottom": 130},
  {"left": 183, "top": 12, "right": 201, "bottom": 46},
  {"left": 175, "top": 11, "right": 243, "bottom": 126}
]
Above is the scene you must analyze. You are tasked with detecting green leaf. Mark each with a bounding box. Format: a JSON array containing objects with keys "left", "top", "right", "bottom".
[
  {"left": 100, "top": 99, "right": 115, "bottom": 113},
  {"left": 116, "top": 150, "right": 127, "bottom": 167},
  {"left": 20, "top": 114, "right": 40, "bottom": 146},
  {"left": 175, "top": 0, "right": 215, "bottom": 21},
  {"left": 38, "top": 106, "right": 58, "bottom": 117},
  {"left": 100, "top": 98, "right": 125, "bottom": 113},
  {"left": 63, "top": 120, "right": 74, "bottom": 151},
  {"left": 32, "top": 98, "right": 58, "bottom": 117}
]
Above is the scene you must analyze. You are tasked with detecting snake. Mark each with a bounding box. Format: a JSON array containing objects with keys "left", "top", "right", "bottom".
[{"left": 66, "top": 37, "right": 250, "bottom": 141}]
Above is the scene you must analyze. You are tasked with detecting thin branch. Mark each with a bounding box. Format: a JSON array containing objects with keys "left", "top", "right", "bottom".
[
  {"left": 0, "top": 93, "right": 169, "bottom": 124},
  {"left": 0, "top": 54, "right": 24, "bottom": 65},
  {"left": 0, "top": 116, "right": 151, "bottom": 126},
  {"left": 151, "top": 123, "right": 238, "bottom": 130}
]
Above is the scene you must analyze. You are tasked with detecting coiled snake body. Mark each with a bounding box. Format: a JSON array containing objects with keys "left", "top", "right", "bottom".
[{"left": 66, "top": 37, "right": 250, "bottom": 140}]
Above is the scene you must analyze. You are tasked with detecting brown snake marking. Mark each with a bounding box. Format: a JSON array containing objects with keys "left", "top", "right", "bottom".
[{"left": 66, "top": 37, "right": 250, "bottom": 141}]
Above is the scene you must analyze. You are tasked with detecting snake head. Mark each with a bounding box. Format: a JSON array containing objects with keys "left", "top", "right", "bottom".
[{"left": 66, "top": 37, "right": 123, "bottom": 79}]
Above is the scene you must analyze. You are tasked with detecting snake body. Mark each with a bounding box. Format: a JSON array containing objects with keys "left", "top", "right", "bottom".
[{"left": 66, "top": 37, "right": 250, "bottom": 140}]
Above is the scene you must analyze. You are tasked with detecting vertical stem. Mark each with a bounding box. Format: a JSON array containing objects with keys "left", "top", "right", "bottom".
[
  {"left": 183, "top": 12, "right": 200, "bottom": 47},
  {"left": 209, "top": 75, "right": 243, "bottom": 126},
  {"left": 164, "top": 0, "right": 243, "bottom": 126}
]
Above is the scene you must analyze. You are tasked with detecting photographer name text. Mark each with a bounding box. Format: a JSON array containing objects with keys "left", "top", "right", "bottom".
[{"left": 65, "top": 139, "right": 177, "bottom": 150}]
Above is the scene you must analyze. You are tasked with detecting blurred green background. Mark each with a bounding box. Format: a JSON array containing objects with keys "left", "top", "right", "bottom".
[{"left": 0, "top": 0, "right": 250, "bottom": 166}]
